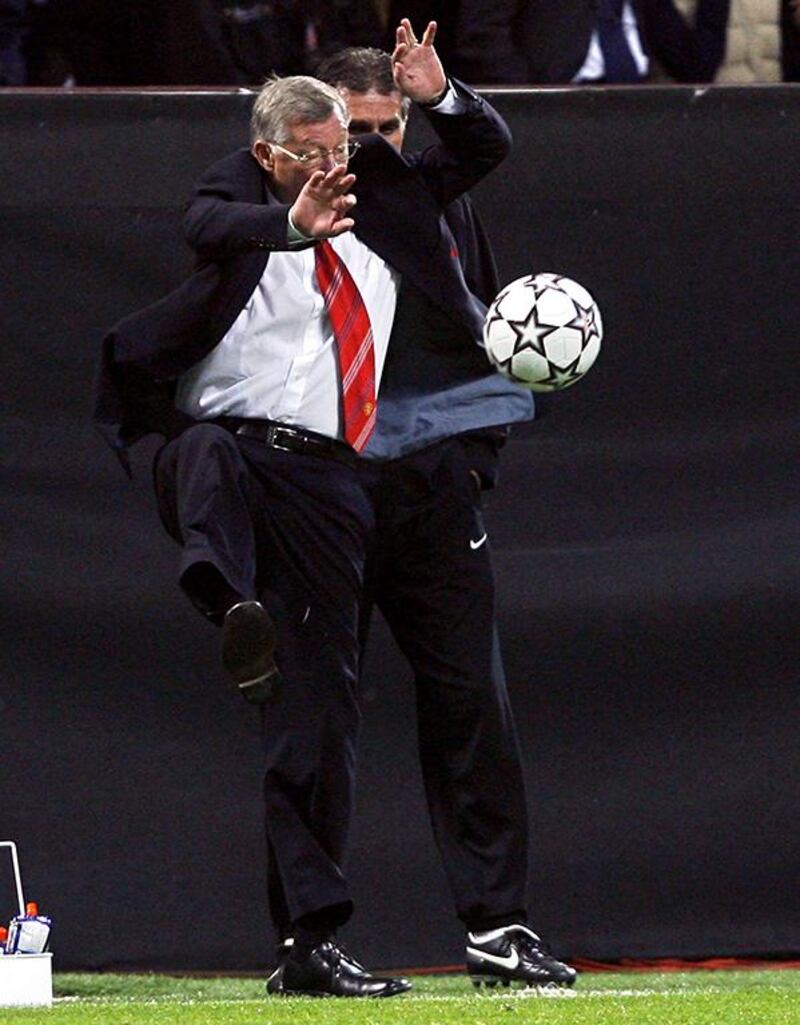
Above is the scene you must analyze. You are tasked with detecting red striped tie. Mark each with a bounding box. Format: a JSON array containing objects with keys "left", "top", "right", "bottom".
[{"left": 314, "top": 240, "right": 377, "bottom": 453}]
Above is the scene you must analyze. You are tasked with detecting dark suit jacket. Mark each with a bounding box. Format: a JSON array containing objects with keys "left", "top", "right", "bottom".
[
  {"left": 94, "top": 80, "right": 532, "bottom": 474},
  {"left": 451, "top": 0, "right": 730, "bottom": 84},
  {"left": 443, "top": 194, "right": 499, "bottom": 306}
]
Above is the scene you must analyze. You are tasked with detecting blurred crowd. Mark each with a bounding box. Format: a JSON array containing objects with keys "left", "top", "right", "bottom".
[{"left": 1, "top": 0, "right": 799, "bottom": 87}]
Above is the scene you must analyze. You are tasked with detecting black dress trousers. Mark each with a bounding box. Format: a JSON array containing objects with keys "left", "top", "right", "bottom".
[{"left": 154, "top": 422, "right": 528, "bottom": 930}]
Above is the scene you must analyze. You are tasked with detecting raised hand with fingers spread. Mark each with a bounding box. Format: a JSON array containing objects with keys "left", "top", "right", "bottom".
[
  {"left": 391, "top": 18, "right": 447, "bottom": 104},
  {"left": 290, "top": 164, "right": 357, "bottom": 239}
]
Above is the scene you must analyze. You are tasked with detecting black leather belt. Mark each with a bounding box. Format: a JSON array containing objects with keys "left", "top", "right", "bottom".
[{"left": 217, "top": 417, "right": 359, "bottom": 467}]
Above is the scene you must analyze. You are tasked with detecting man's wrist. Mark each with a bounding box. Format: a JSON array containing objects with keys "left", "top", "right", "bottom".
[
  {"left": 417, "top": 80, "right": 452, "bottom": 109},
  {"left": 287, "top": 210, "right": 315, "bottom": 245}
]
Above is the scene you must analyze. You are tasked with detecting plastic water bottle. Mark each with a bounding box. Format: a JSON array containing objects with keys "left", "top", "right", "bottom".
[{"left": 6, "top": 902, "right": 51, "bottom": 954}]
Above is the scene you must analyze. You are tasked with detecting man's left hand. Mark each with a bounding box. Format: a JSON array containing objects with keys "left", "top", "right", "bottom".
[{"left": 392, "top": 19, "right": 447, "bottom": 105}]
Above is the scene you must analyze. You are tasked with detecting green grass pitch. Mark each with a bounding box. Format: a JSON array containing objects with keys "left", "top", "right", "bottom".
[{"left": 2, "top": 969, "right": 799, "bottom": 1025}]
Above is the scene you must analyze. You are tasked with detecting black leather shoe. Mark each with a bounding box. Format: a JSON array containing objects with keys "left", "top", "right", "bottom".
[
  {"left": 221, "top": 600, "right": 280, "bottom": 703},
  {"left": 274, "top": 941, "right": 411, "bottom": 997},
  {"left": 466, "top": 924, "right": 577, "bottom": 989}
]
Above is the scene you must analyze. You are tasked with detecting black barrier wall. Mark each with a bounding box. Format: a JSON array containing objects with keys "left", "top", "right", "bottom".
[{"left": 1, "top": 86, "right": 799, "bottom": 971}]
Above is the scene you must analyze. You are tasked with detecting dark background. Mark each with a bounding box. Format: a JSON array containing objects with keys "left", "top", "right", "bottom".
[{"left": 1, "top": 85, "right": 799, "bottom": 971}]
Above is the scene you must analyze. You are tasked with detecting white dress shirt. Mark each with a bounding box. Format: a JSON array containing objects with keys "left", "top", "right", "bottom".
[
  {"left": 175, "top": 233, "right": 400, "bottom": 440},
  {"left": 573, "top": 1, "right": 650, "bottom": 83},
  {"left": 175, "top": 85, "right": 464, "bottom": 441}
]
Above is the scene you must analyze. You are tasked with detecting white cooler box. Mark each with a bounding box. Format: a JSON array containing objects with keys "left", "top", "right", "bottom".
[{"left": 0, "top": 842, "right": 53, "bottom": 1007}]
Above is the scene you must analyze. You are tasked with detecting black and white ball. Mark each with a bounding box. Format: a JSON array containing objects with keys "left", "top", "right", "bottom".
[{"left": 483, "top": 273, "right": 603, "bottom": 392}]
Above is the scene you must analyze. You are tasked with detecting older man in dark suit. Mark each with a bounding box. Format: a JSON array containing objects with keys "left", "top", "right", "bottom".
[{"left": 97, "top": 19, "right": 575, "bottom": 996}]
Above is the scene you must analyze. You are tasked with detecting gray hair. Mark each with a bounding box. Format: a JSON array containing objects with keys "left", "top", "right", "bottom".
[{"left": 250, "top": 75, "right": 349, "bottom": 144}]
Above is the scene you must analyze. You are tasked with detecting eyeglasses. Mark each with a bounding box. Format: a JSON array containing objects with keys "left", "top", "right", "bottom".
[{"left": 269, "top": 140, "right": 361, "bottom": 168}]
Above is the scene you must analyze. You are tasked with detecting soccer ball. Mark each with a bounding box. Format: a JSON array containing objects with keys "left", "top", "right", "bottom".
[{"left": 483, "top": 273, "right": 603, "bottom": 391}]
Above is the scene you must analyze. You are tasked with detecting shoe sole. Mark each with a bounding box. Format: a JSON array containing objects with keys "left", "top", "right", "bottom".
[
  {"left": 468, "top": 967, "right": 575, "bottom": 989},
  {"left": 271, "top": 984, "right": 411, "bottom": 998},
  {"left": 471, "top": 975, "right": 571, "bottom": 991},
  {"left": 221, "top": 601, "right": 281, "bottom": 702},
  {"left": 471, "top": 975, "right": 511, "bottom": 989}
]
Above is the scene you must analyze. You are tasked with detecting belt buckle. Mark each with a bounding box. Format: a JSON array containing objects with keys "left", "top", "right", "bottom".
[{"left": 269, "top": 424, "right": 300, "bottom": 453}]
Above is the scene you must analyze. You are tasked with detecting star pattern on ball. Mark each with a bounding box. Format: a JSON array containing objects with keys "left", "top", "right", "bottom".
[
  {"left": 532, "top": 274, "right": 558, "bottom": 296},
  {"left": 482, "top": 309, "right": 518, "bottom": 372},
  {"left": 484, "top": 309, "right": 507, "bottom": 331},
  {"left": 483, "top": 309, "right": 511, "bottom": 349},
  {"left": 540, "top": 356, "right": 584, "bottom": 390},
  {"left": 483, "top": 273, "right": 602, "bottom": 391},
  {"left": 523, "top": 275, "right": 542, "bottom": 294},
  {"left": 567, "top": 298, "right": 601, "bottom": 347},
  {"left": 507, "top": 301, "right": 558, "bottom": 357}
]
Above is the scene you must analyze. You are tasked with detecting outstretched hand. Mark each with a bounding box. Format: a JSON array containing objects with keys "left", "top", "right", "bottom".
[
  {"left": 392, "top": 19, "right": 447, "bottom": 104},
  {"left": 289, "top": 165, "right": 357, "bottom": 239}
]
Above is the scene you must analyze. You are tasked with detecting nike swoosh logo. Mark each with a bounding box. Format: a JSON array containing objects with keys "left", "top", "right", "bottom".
[
  {"left": 470, "top": 533, "right": 487, "bottom": 550},
  {"left": 467, "top": 946, "right": 520, "bottom": 970}
]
